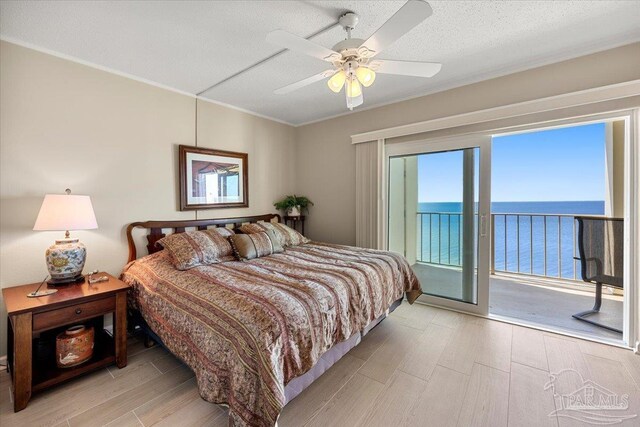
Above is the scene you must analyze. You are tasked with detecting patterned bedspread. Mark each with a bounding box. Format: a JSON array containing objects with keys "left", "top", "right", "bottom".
[{"left": 121, "top": 242, "right": 421, "bottom": 427}]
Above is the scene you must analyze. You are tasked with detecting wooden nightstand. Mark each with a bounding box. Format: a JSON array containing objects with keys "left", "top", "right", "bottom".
[
  {"left": 2, "top": 273, "right": 129, "bottom": 412},
  {"left": 284, "top": 215, "right": 305, "bottom": 235}
]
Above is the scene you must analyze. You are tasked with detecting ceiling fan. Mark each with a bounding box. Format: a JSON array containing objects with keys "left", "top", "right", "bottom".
[{"left": 266, "top": 0, "right": 441, "bottom": 110}]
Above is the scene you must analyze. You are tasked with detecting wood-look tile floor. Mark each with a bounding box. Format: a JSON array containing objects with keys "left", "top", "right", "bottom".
[{"left": 1, "top": 303, "right": 639, "bottom": 427}]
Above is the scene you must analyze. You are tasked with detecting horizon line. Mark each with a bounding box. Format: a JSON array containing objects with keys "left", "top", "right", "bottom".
[{"left": 418, "top": 200, "right": 605, "bottom": 203}]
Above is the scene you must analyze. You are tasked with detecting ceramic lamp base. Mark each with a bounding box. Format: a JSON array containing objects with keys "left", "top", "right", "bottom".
[{"left": 45, "top": 237, "right": 87, "bottom": 284}]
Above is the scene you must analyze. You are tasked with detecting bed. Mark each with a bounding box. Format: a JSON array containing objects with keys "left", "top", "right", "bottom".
[{"left": 122, "top": 214, "right": 421, "bottom": 427}]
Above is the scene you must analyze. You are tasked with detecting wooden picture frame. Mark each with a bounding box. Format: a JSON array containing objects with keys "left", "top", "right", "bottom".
[{"left": 179, "top": 145, "right": 248, "bottom": 210}]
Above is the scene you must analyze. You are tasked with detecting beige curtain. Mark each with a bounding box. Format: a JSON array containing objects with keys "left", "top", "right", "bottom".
[{"left": 355, "top": 139, "right": 383, "bottom": 249}]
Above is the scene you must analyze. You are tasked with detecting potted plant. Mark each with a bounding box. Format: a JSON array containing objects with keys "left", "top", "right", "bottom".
[{"left": 274, "top": 195, "right": 314, "bottom": 217}]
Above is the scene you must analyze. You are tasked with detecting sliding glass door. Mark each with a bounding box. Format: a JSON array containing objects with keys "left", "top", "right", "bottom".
[{"left": 386, "top": 135, "right": 491, "bottom": 315}]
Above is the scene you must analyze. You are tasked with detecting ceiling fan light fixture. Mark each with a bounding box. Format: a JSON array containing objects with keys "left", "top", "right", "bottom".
[
  {"left": 346, "top": 91, "right": 363, "bottom": 110},
  {"left": 355, "top": 66, "right": 376, "bottom": 87},
  {"left": 327, "top": 70, "right": 347, "bottom": 93},
  {"left": 267, "top": 1, "right": 441, "bottom": 111},
  {"left": 345, "top": 77, "right": 362, "bottom": 98}
]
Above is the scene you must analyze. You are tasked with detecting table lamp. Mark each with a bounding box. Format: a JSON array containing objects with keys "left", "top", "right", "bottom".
[{"left": 33, "top": 189, "right": 98, "bottom": 285}]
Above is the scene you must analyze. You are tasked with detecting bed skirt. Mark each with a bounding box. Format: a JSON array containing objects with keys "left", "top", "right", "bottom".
[{"left": 283, "top": 296, "right": 403, "bottom": 403}]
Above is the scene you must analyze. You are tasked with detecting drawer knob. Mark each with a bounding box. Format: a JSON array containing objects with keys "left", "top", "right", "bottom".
[{"left": 75, "top": 308, "right": 82, "bottom": 315}]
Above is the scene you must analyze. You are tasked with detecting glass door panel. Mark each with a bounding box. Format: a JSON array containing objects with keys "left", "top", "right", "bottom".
[{"left": 386, "top": 136, "right": 491, "bottom": 315}]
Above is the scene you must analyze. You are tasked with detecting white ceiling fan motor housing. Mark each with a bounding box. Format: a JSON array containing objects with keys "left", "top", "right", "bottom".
[
  {"left": 333, "top": 12, "right": 376, "bottom": 66},
  {"left": 335, "top": 12, "right": 363, "bottom": 54},
  {"left": 332, "top": 38, "right": 365, "bottom": 56}
]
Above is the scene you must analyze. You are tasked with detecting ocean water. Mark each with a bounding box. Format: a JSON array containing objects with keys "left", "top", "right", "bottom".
[{"left": 417, "top": 201, "right": 604, "bottom": 279}]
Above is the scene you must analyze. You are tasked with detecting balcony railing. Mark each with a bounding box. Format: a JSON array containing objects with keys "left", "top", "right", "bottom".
[
  {"left": 417, "top": 212, "right": 465, "bottom": 267},
  {"left": 417, "top": 212, "right": 582, "bottom": 281}
]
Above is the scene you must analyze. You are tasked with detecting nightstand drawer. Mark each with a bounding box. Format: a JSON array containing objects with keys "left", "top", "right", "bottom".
[{"left": 33, "top": 297, "right": 116, "bottom": 332}]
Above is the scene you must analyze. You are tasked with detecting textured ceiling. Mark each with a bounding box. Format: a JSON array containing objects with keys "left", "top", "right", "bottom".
[{"left": 1, "top": 1, "right": 639, "bottom": 125}]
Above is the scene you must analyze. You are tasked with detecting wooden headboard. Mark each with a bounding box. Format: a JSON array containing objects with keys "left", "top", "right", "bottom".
[{"left": 125, "top": 213, "right": 281, "bottom": 263}]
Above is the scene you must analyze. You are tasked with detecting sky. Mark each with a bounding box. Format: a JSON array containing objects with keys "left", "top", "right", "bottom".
[{"left": 417, "top": 122, "right": 606, "bottom": 203}]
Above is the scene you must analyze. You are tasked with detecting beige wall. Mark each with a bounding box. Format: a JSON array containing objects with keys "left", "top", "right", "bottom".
[
  {"left": 295, "top": 42, "right": 640, "bottom": 245},
  {"left": 605, "top": 120, "right": 626, "bottom": 218},
  {"left": 387, "top": 158, "right": 405, "bottom": 255},
  {"left": 0, "top": 41, "right": 296, "bottom": 355},
  {"left": 613, "top": 120, "right": 626, "bottom": 218},
  {"left": 195, "top": 101, "right": 295, "bottom": 220},
  {"left": 387, "top": 156, "right": 418, "bottom": 264}
]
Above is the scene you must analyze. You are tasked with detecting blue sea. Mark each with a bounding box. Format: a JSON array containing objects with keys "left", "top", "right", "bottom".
[{"left": 417, "top": 201, "right": 604, "bottom": 279}]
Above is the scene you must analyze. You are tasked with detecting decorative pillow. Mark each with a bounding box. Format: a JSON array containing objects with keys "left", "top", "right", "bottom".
[
  {"left": 238, "top": 222, "right": 309, "bottom": 247},
  {"left": 157, "top": 227, "right": 235, "bottom": 270},
  {"left": 229, "top": 230, "right": 284, "bottom": 260},
  {"left": 237, "top": 223, "right": 264, "bottom": 235}
]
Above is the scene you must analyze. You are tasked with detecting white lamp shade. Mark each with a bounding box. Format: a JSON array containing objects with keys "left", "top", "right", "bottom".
[{"left": 33, "top": 194, "right": 98, "bottom": 231}]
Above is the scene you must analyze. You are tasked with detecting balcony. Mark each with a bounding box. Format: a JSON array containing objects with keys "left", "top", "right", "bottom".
[{"left": 413, "top": 212, "right": 623, "bottom": 341}]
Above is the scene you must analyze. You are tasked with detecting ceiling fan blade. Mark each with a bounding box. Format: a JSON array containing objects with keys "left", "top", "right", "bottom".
[
  {"left": 361, "top": 0, "right": 433, "bottom": 58},
  {"left": 372, "top": 60, "right": 441, "bottom": 78},
  {"left": 274, "top": 70, "right": 335, "bottom": 95},
  {"left": 267, "top": 30, "right": 341, "bottom": 62}
]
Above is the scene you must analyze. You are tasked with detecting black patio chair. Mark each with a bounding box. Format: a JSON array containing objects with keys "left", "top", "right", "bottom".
[{"left": 572, "top": 216, "right": 624, "bottom": 333}]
